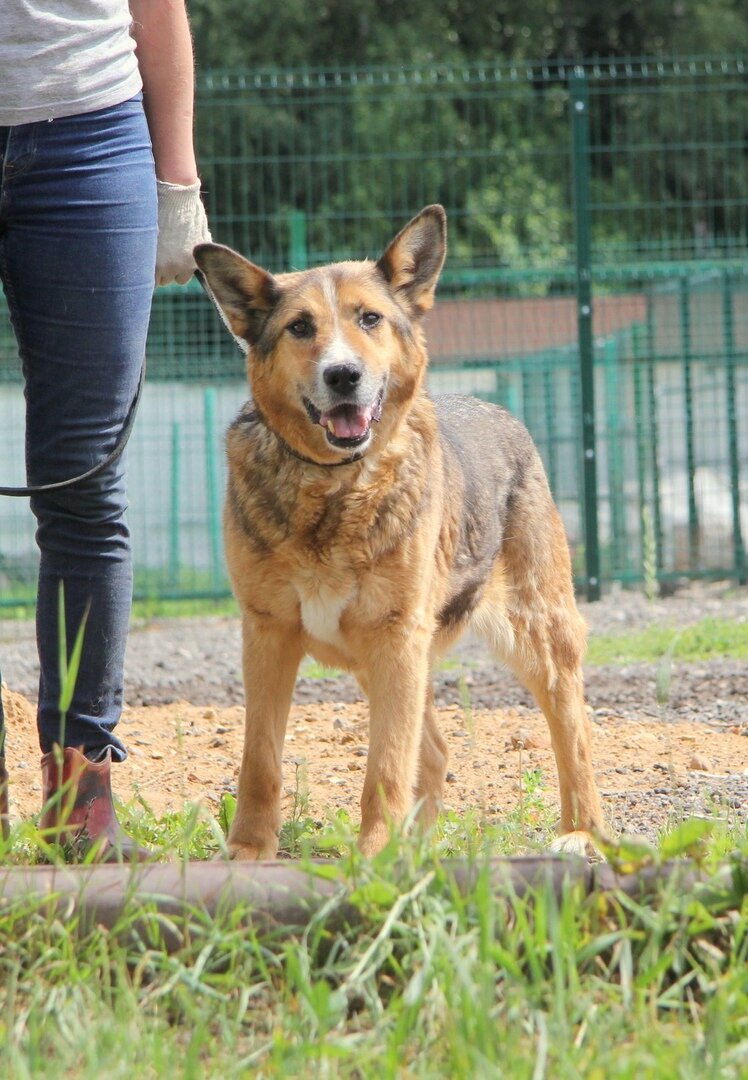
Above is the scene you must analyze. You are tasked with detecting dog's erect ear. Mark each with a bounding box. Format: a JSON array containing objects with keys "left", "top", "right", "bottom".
[
  {"left": 376, "top": 205, "right": 447, "bottom": 316},
  {"left": 193, "top": 243, "right": 280, "bottom": 350}
]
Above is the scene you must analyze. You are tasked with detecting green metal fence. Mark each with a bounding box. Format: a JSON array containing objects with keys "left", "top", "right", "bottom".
[{"left": 1, "top": 55, "right": 747, "bottom": 604}]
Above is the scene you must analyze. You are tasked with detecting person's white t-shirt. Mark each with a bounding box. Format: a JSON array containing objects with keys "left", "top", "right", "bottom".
[{"left": 0, "top": 1, "right": 142, "bottom": 125}]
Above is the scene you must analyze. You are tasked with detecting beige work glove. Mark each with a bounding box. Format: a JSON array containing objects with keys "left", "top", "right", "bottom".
[{"left": 156, "top": 180, "right": 212, "bottom": 286}]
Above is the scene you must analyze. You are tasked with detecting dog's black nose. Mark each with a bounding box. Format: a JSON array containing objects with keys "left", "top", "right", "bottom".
[{"left": 323, "top": 363, "right": 362, "bottom": 394}]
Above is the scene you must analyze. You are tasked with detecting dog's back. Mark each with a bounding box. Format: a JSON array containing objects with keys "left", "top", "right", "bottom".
[{"left": 435, "top": 393, "right": 546, "bottom": 548}]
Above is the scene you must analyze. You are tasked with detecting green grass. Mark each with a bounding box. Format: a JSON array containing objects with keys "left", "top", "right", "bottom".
[
  {"left": 2, "top": 606, "right": 747, "bottom": 1075},
  {"left": 4, "top": 599, "right": 747, "bottom": 670},
  {"left": 0, "top": 594, "right": 240, "bottom": 622},
  {"left": 2, "top": 783, "right": 747, "bottom": 1078},
  {"left": 300, "top": 616, "right": 748, "bottom": 685},
  {"left": 300, "top": 658, "right": 344, "bottom": 680},
  {"left": 300, "top": 617, "right": 748, "bottom": 683},
  {"left": 586, "top": 617, "right": 748, "bottom": 666},
  {"left": 131, "top": 595, "right": 239, "bottom": 621}
]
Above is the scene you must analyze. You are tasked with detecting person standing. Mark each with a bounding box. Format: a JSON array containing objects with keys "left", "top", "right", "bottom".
[{"left": 0, "top": 1, "right": 211, "bottom": 857}]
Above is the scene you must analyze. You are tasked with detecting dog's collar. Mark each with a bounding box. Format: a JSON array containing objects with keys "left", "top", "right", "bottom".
[
  {"left": 277, "top": 436, "right": 365, "bottom": 468},
  {"left": 247, "top": 405, "right": 366, "bottom": 468}
]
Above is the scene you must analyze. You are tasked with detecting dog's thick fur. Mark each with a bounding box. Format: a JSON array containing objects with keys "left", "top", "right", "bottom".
[{"left": 194, "top": 206, "right": 603, "bottom": 859}]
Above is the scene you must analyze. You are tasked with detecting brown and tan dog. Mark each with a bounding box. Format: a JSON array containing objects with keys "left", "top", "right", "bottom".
[{"left": 194, "top": 206, "right": 603, "bottom": 859}]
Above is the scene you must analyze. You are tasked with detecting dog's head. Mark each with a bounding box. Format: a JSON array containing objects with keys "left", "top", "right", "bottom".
[{"left": 194, "top": 206, "right": 446, "bottom": 464}]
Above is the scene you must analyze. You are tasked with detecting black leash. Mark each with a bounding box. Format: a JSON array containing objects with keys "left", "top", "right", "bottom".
[
  {"left": 0, "top": 271, "right": 214, "bottom": 498},
  {"left": 0, "top": 358, "right": 146, "bottom": 497}
]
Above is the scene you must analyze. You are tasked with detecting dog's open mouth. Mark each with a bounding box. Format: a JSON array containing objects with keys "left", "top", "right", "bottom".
[{"left": 304, "top": 388, "right": 384, "bottom": 450}]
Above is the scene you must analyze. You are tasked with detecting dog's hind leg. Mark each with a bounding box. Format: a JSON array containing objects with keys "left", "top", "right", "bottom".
[
  {"left": 228, "top": 616, "right": 304, "bottom": 860},
  {"left": 414, "top": 686, "right": 449, "bottom": 827},
  {"left": 472, "top": 513, "right": 604, "bottom": 855}
]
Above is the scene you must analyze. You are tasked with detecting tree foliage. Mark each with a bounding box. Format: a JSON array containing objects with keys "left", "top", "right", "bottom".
[
  {"left": 188, "top": 2, "right": 748, "bottom": 279},
  {"left": 189, "top": 0, "right": 748, "bottom": 72}
]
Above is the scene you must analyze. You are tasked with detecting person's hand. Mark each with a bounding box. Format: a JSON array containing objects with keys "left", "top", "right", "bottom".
[{"left": 155, "top": 180, "right": 212, "bottom": 286}]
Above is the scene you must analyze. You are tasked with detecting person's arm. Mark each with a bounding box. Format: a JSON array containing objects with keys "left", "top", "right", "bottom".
[
  {"left": 129, "top": 0, "right": 198, "bottom": 184},
  {"left": 129, "top": 0, "right": 211, "bottom": 284}
]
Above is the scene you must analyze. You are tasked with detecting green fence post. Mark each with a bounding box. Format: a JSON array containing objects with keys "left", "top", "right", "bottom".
[
  {"left": 722, "top": 270, "right": 747, "bottom": 584},
  {"left": 521, "top": 365, "right": 535, "bottom": 437},
  {"left": 203, "top": 388, "right": 223, "bottom": 594},
  {"left": 570, "top": 72, "right": 600, "bottom": 600},
  {"left": 645, "top": 290, "right": 664, "bottom": 574},
  {"left": 679, "top": 277, "right": 699, "bottom": 569},
  {"left": 603, "top": 336, "right": 626, "bottom": 576},
  {"left": 169, "top": 421, "right": 181, "bottom": 588},
  {"left": 632, "top": 323, "right": 651, "bottom": 583},
  {"left": 289, "top": 210, "right": 308, "bottom": 270},
  {"left": 543, "top": 365, "right": 559, "bottom": 496},
  {"left": 503, "top": 377, "right": 520, "bottom": 419}
]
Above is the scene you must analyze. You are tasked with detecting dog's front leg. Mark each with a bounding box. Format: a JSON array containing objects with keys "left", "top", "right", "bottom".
[
  {"left": 359, "top": 630, "right": 430, "bottom": 856},
  {"left": 228, "top": 616, "right": 303, "bottom": 860}
]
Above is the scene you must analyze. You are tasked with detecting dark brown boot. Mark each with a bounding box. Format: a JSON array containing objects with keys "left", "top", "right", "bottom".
[
  {"left": 0, "top": 755, "right": 9, "bottom": 841},
  {"left": 40, "top": 746, "right": 149, "bottom": 861}
]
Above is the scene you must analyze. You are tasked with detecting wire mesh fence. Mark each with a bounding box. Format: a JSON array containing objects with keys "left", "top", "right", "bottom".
[{"left": 0, "top": 56, "right": 746, "bottom": 604}]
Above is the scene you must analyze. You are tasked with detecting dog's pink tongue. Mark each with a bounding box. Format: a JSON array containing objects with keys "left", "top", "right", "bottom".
[{"left": 321, "top": 405, "right": 371, "bottom": 439}]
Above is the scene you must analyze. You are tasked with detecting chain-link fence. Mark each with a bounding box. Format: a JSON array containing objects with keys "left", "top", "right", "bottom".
[{"left": 1, "top": 56, "right": 746, "bottom": 603}]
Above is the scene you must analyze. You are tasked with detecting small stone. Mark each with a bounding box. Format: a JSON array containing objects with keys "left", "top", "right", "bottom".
[
  {"left": 689, "top": 753, "right": 713, "bottom": 772},
  {"left": 509, "top": 731, "right": 551, "bottom": 751},
  {"left": 203, "top": 708, "right": 217, "bottom": 721}
]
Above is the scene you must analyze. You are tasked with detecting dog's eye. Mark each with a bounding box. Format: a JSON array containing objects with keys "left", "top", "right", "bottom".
[
  {"left": 288, "top": 318, "right": 314, "bottom": 339},
  {"left": 360, "top": 311, "right": 382, "bottom": 331}
]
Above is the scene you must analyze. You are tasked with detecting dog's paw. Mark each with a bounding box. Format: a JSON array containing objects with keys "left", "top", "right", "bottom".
[
  {"left": 357, "top": 821, "right": 391, "bottom": 858},
  {"left": 226, "top": 840, "right": 278, "bottom": 861},
  {"left": 549, "top": 829, "right": 604, "bottom": 861}
]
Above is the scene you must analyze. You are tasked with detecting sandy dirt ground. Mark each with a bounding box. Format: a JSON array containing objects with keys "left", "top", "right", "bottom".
[{"left": 3, "top": 681, "right": 746, "bottom": 845}]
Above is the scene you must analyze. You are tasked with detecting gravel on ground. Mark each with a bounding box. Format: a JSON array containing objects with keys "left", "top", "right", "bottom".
[{"left": 1, "top": 580, "right": 746, "bottom": 844}]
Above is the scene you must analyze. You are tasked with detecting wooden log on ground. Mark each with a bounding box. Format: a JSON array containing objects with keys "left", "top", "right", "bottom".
[{"left": 0, "top": 855, "right": 732, "bottom": 951}]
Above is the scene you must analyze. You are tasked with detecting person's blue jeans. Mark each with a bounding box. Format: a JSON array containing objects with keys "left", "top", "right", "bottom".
[{"left": 0, "top": 94, "right": 157, "bottom": 761}]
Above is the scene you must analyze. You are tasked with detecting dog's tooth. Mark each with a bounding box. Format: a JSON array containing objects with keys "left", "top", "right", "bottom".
[{"left": 327, "top": 420, "right": 336, "bottom": 434}]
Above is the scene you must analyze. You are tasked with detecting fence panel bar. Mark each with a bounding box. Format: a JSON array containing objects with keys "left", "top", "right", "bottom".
[
  {"left": 570, "top": 73, "right": 600, "bottom": 600},
  {"left": 722, "top": 271, "right": 747, "bottom": 583}
]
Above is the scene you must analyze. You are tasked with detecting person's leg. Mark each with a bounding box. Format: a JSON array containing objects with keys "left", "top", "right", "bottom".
[
  {"left": 0, "top": 96, "right": 157, "bottom": 762},
  {"left": 0, "top": 125, "right": 11, "bottom": 837}
]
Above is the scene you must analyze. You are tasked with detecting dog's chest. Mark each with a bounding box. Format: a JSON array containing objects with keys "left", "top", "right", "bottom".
[{"left": 294, "top": 578, "right": 352, "bottom": 648}]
